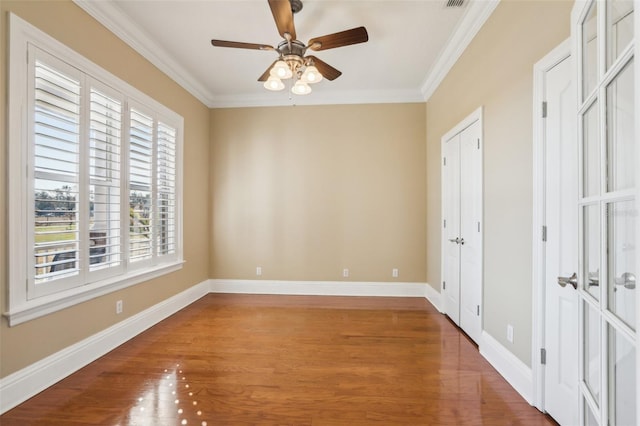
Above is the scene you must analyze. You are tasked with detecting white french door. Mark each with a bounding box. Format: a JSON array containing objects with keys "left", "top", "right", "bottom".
[
  {"left": 441, "top": 108, "right": 483, "bottom": 345},
  {"left": 572, "top": 0, "right": 636, "bottom": 424}
]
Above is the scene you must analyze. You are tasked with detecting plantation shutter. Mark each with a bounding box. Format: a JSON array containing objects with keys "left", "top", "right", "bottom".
[
  {"left": 89, "top": 84, "right": 123, "bottom": 272},
  {"left": 10, "top": 22, "right": 184, "bottom": 321},
  {"left": 32, "top": 56, "right": 81, "bottom": 287},
  {"left": 129, "top": 108, "right": 154, "bottom": 262},
  {"left": 156, "top": 122, "right": 177, "bottom": 256}
]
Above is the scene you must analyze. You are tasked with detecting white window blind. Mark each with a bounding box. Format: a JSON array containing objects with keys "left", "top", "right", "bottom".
[
  {"left": 33, "top": 58, "right": 81, "bottom": 287},
  {"left": 7, "top": 13, "right": 183, "bottom": 325},
  {"left": 157, "top": 122, "right": 177, "bottom": 256},
  {"left": 129, "top": 108, "right": 154, "bottom": 263},
  {"left": 89, "top": 85, "right": 122, "bottom": 273}
]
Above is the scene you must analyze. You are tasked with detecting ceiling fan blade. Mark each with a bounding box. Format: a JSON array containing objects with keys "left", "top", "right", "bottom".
[
  {"left": 268, "top": 0, "right": 296, "bottom": 40},
  {"left": 306, "top": 56, "right": 342, "bottom": 81},
  {"left": 258, "top": 60, "right": 279, "bottom": 82},
  {"left": 307, "top": 26, "right": 369, "bottom": 51},
  {"left": 211, "top": 39, "right": 274, "bottom": 51}
]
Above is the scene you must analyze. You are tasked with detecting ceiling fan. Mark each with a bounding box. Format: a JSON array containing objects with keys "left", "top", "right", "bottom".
[{"left": 211, "top": 0, "right": 369, "bottom": 95}]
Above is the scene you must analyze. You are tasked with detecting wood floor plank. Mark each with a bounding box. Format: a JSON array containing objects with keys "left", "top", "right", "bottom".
[{"left": 1, "top": 294, "right": 557, "bottom": 425}]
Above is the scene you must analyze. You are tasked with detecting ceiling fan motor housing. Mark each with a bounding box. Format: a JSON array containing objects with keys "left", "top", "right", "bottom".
[
  {"left": 277, "top": 40, "right": 306, "bottom": 73},
  {"left": 277, "top": 39, "right": 305, "bottom": 56},
  {"left": 290, "top": 0, "right": 303, "bottom": 14}
]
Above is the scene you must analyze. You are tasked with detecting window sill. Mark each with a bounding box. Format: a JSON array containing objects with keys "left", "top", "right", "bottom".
[{"left": 3, "top": 259, "right": 185, "bottom": 327}]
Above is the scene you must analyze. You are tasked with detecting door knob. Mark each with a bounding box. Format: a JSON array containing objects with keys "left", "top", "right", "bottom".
[
  {"left": 460, "top": 238, "right": 465, "bottom": 245},
  {"left": 614, "top": 272, "right": 636, "bottom": 289},
  {"left": 557, "top": 272, "right": 578, "bottom": 290},
  {"left": 449, "top": 238, "right": 460, "bottom": 244}
]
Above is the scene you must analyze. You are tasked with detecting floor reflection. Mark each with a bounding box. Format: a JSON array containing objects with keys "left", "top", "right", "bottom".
[
  {"left": 122, "top": 364, "right": 207, "bottom": 426},
  {"left": 0, "top": 295, "right": 555, "bottom": 425}
]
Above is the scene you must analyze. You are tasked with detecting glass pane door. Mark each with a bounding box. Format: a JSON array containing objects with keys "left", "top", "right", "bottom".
[{"left": 576, "top": 1, "right": 636, "bottom": 425}]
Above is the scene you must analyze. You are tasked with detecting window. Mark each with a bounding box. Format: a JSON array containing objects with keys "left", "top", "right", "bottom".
[{"left": 7, "top": 14, "right": 183, "bottom": 325}]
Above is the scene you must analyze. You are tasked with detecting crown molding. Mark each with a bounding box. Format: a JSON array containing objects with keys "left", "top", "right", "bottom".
[
  {"left": 209, "top": 88, "right": 425, "bottom": 108},
  {"left": 74, "top": 0, "right": 497, "bottom": 108},
  {"left": 420, "top": 0, "right": 500, "bottom": 101},
  {"left": 73, "top": 0, "right": 216, "bottom": 107}
]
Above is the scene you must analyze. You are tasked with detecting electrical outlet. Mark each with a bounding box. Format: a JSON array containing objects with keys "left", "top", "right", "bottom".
[
  {"left": 256, "top": 266, "right": 262, "bottom": 276},
  {"left": 343, "top": 268, "right": 349, "bottom": 278},
  {"left": 116, "top": 300, "right": 123, "bottom": 314},
  {"left": 507, "top": 324, "right": 514, "bottom": 343},
  {"left": 392, "top": 268, "right": 399, "bottom": 278}
]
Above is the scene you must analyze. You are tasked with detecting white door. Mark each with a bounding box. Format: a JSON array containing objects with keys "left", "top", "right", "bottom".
[
  {"left": 573, "top": 1, "right": 636, "bottom": 424},
  {"left": 442, "top": 109, "right": 483, "bottom": 344},
  {"left": 459, "top": 120, "right": 483, "bottom": 344},
  {"left": 443, "top": 134, "right": 461, "bottom": 325},
  {"left": 542, "top": 51, "right": 579, "bottom": 425}
]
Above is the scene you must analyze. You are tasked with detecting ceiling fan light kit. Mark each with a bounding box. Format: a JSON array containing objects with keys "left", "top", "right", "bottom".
[
  {"left": 291, "top": 80, "right": 312, "bottom": 95},
  {"left": 301, "top": 65, "right": 322, "bottom": 84},
  {"left": 264, "top": 76, "right": 285, "bottom": 91},
  {"left": 211, "top": 0, "right": 368, "bottom": 96},
  {"left": 270, "top": 60, "right": 293, "bottom": 79}
]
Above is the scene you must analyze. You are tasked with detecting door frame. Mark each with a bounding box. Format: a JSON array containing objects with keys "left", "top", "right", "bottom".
[
  {"left": 440, "top": 106, "right": 484, "bottom": 334},
  {"left": 635, "top": 4, "right": 640, "bottom": 420},
  {"left": 531, "top": 38, "right": 572, "bottom": 412}
]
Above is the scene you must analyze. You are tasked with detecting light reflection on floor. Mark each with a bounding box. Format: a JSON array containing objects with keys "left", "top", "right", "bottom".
[{"left": 123, "top": 364, "right": 208, "bottom": 426}]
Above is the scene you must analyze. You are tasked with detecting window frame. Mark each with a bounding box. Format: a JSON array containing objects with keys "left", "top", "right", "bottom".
[{"left": 6, "top": 13, "right": 184, "bottom": 326}]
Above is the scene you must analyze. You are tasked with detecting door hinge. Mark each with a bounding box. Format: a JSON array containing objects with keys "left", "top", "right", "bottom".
[
  {"left": 478, "top": 221, "right": 481, "bottom": 232},
  {"left": 443, "top": 157, "right": 447, "bottom": 166},
  {"left": 542, "top": 225, "right": 547, "bottom": 242},
  {"left": 476, "top": 305, "right": 480, "bottom": 316},
  {"left": 443, "top": 219, "right": 447, "bottom": 228},
  {"left": 477, "top": 138, "right": 480, "bottom": 150},
  {"left": 540, "top": 348, "right": 547, "bottom": 365},
  {"left": 542, "top": 101, "right": 547, "bottom": 118},
  {"left": 443, "top": 281, "right": 446, "bottom": 290}
]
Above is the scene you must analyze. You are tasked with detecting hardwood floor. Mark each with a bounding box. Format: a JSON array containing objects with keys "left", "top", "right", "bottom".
[{"left": 1, "top": 294, "right": 557, "bottom": 425}]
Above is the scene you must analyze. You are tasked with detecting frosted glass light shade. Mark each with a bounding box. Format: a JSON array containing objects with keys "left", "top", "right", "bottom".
[
  {"left": 301, "top": 65, "right": 323, "bottom": 84},
  {"left": 264, "top": 76, "right": 285, "bottom": 91},
  {"left": 270, "top": 61, "right": 293, "bottom": 79},
  {"left": 291, "top": 80, "right": 311, "bottom": 95}
]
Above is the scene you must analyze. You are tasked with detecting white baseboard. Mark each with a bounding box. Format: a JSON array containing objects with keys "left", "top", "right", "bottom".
[
  {"left": 1, "top": 279, "right": 443, "bottom": 415},
  {"left": 0, "top": 280, "right": 210, "bottom": 414},
  {"left": 209, "top": 279, "right": 429, "bottom": 298},
  {"left": 479, "top": 330, "right": 533, "bottom": 405},
  {"left": 423, "top": 282, "right": 442, "bottom": 312}
]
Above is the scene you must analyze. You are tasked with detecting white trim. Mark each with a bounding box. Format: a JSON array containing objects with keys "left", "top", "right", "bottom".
[
  {"left": 531, "top": 38, "right": 571, "bottom": 412},
  {"left": 210, "top": 278, "right": 444, "bottom": 311},
  {"left": 0, "top": 279, "right": 432, "bottom": 415},
  {"left": 72, "top": 0, "right": 214, "bottom": 107},
  {"left": 479, "top": 330, "right": 534, "bottom": 405},
  {"left": 0, "top": 280, "right": 209, "bottom": 414},
  {"left": 4, "top": 260, "right": 185, "bottom": 327},
  {"left": 635, "top": 0, "right": 640, "bottom": 419},
  {"left": 71, "top": 0, "right": 424, "bottom": 108},
  {"left": 440, "top": 106, "right": 484, "bottom": 142},
  {"left": 423, "top": 282, "right": 443, "bottom": 313},
  {"left": 208, "top": 89, "right": 425, "bottom": 109},
  {"left": 72, "top": 0, "right": 498, "bottom": 108},
  {"left": 6, "top": 13, "right": 184, "bottom": 326},
  {"left": 209, "top": 279, "right": 429, "bottom": 298},
  {"left": 420, "top": 0, "right": 501, "bottom": 101},
  {"left": 1, "top": 280, "right": 541, "bottom": 416}
]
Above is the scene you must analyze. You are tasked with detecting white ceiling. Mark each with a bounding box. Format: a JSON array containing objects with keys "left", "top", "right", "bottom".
[{"left": 75, "top": 0, "right": 498, "bottom": 108}]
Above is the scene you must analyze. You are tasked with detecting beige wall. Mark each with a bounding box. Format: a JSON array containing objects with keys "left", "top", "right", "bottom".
[
  {"left": 426, "top": 0, "right": 573, "bottom": 365},
  {"left": 210, "top": 104, "right": 427, "bottom": 283},
  {"left": 0, "top": 1, "right": 211, "bottom": 377},
  {"left": 1, "top": 0, "right": 574, "bottom": 382}
]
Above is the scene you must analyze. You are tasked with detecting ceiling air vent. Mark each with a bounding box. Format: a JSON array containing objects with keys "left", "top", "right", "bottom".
[{"left": 446, "top": 0, "right": 465, "bottom": 7}]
